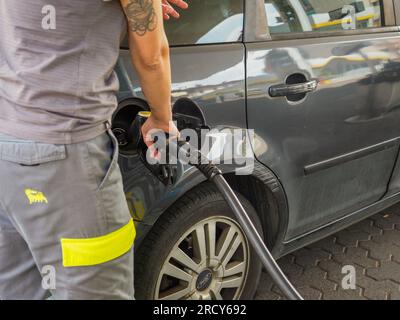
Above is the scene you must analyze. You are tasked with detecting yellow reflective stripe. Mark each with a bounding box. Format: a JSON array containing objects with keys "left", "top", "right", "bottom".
[{"left": 61, "top": 219, "right": 136, "bottom": 267}]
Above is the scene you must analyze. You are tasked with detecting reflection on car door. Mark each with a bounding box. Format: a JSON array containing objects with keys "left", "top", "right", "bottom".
[{"left": 245, "top": 0, "right": 400, "bottom": 240}]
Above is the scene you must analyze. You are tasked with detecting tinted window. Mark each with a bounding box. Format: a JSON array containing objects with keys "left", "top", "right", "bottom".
[
  {"left": 165, "top": 0, "right": 244, "bottom": 45},
  {"left": 265, "top": 0, "right": 383, "bottom": 34}
]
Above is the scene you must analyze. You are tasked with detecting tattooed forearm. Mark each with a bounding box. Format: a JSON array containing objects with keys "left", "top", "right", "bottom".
[{"left": 123, "top": 0, "right": 158, "bottom": 36}]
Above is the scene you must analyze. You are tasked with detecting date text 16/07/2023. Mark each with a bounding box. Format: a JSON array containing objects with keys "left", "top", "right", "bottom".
[{"left": 153, "top": 304, "right": 247, "bottom": 318}]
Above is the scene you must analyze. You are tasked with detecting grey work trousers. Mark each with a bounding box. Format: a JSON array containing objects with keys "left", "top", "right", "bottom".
[{"left": 0, "top": 129, "right": 135, "bottom": 300}]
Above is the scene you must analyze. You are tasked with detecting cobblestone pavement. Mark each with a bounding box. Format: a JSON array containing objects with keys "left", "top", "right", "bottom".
[{"left": 256, "top": 203, "right": 400, "bottom": 300}]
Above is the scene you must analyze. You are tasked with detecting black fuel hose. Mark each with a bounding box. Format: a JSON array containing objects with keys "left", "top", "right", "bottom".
[
  {"left": 212, "top": 175, "right": 303, "bottom": 300},
  {"left": 177, "top": 141, "right": 304, "bottom": 301}
]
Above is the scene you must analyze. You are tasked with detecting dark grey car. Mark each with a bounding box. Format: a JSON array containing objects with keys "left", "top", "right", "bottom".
[{"left": 112, "top": 0, "right": 400, "bottom": 300}]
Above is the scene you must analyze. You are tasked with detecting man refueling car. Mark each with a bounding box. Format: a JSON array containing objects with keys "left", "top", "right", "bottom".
[{"left": 0, "top": 0, "right": 187, "bottom": 300}]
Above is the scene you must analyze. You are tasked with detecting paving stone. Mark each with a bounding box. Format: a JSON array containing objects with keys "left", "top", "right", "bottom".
[
  {"left": 278, "top": 254, "right": 295, "bottom": 265},
  {"left": 373, "top": 212, "right": 400, "bottom": 230},
  {"left": 307, "top": 236, "right": 345, "bottom": 254},
  {"left": 359, "top": 240, "right": 400, "bottom": 261},
  {"left": 335, "top": 230, "right": 371, "bottom": 247},
  {"left": 333, "top": 247, "right": 378, "bottom": 268},
  {"left": 257, "top": 272, "right": 276, "bottom": 292},
  {"left": 366, "top": 261, "right": 400, "bottom": 283},
  {"left": 297, "top": 286, "right": 323, "bottom": 300},
  {"left": 357, "top": 279, "right": 400, "bottom": 300},
  {"left": 269, "top": 284, "right": 324, "bottom": 301},
  {"left": 278, "top": 260, "right": 304, "bottom": 282},
  {"left": 255, "top": 203, "right": 400, "bottom": 300},
  {"left": 319, "top": 259, "right": 363, "bottom": 287},
  {"left": 293, "top": 248, "right": 331, "bottom": 268},
  {"left": 322, "top": 287, "right": 365, "bottom": 300},
  {"left": 290, "top": 267, "right": 336, "bottom": 292},
  {"left": 371, "top": 229, "right": 400, "bottom": 245},
  {"left": 345, "top": 219, "right": 382, "bottom": 236},
  {"left": 255, "top": 290, "right": 281, "bottom": 300}
]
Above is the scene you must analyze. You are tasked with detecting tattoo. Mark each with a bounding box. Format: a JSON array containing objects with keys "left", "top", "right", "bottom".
[{"left": 124, "top": 0, "right": 158, "bottom": 36}]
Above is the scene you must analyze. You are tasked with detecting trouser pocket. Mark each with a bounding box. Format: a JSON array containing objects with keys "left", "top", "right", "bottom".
[
  {"left": 0, "top": 140, "right": 66, "bottom": 166},
  {"left": 84, "top": 128, "right": 120, "bottom": 191},
  {"left": 98, "top": 129, "right": 119, "bottom": 191}
]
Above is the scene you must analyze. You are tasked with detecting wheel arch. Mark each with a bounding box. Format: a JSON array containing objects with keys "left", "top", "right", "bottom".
[{"left": 223, "top": 162, "right": 289, "bottom": 255}]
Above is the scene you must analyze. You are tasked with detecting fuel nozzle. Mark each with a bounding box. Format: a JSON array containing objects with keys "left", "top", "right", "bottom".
[
  {"left": 123, "top": 98, "right": 211, "bottom": 186},
  {"left": 129, "top": 110, "right": 151, "bottom": 153},
  {"left": 129, "top": 110, "right": 182, "bottom": 186}
]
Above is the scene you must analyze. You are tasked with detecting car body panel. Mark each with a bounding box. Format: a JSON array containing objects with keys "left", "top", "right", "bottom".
[{"left": 246, "top": 33, "right": 400, "bottom": 241}]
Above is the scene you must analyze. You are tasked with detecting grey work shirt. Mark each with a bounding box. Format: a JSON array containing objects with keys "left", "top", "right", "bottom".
[{"left": 0, "top": 0, "right": 127, "bottom": 144}]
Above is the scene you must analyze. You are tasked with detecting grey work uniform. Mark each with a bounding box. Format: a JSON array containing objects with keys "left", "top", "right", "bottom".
[{"left": 0, "top": 0, "right": 135, "bottom": 299}]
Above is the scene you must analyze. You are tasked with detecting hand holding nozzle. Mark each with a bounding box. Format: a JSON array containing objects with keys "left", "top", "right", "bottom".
[
  {"left": 130, "top": 111, "right": 181, "bottom": 186},
  {"left": 140, "top": 114, "right": 180, "bottom": 148}
]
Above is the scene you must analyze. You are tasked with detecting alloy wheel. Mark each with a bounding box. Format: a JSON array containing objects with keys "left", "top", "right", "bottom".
[{"left": 154, "top": 216, "right": 249, "bottom": 300}]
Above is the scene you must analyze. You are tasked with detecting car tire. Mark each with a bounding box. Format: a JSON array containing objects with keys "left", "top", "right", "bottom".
[{"left": 134, "top": 183, "right": 263, "bottom": 300}]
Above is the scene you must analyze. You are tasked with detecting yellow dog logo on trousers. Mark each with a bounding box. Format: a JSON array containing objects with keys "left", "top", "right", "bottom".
[{"left": 25, "top": 189, "right": 48, "bottom": 205}]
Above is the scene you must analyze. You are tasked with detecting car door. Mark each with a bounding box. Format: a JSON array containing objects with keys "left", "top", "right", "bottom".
[
  {"left": 386, "top": 1, "right": 400, "bottom": 197},
  {"left": 245, "top": 0, "right": 400, "bottom": 240}
]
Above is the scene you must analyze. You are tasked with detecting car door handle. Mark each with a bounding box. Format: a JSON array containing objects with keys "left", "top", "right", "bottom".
[{"left": 269, "top": 80, "right": 318, "bottom": 98}]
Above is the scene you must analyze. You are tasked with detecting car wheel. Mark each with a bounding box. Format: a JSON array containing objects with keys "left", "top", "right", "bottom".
[{"left": 135, "top": 183, "right": 263, "bottom": 300}]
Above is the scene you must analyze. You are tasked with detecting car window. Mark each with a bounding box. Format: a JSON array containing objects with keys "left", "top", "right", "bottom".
[
  {"left": 264, "top": 0, "right": 384, "bottom": 34},
  {"left": 164, "top": 0, "right": 244, "bottom": 45}
]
